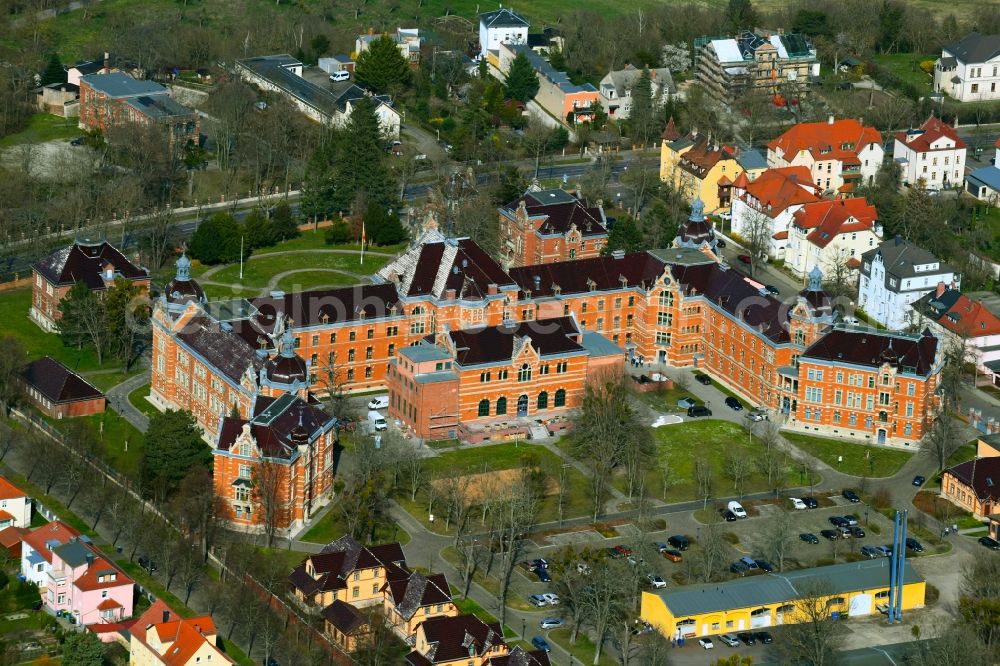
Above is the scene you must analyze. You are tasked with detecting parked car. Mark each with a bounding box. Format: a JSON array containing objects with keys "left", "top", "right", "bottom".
[
  {"left": 802, "top": 496, "right": 819, "bottom": 509},
  {"left": 687, "top": 405, "right": 712, "bottom": 417},
  {"left": 668, "top": 535, "right": 690, "bottom": 550},
  {"left": 367, "top": 396, "right": 389, "bottom": 410},
  {"left": 861, "top": 546, "right": 879, "bottom": 559},
  {"left": 905, "top": 538, "right": 924, "bottom": 553},
  {"left": 878, "top": 544, "right": 893, "bottom": 557},
  {"left": 739, "top": 556, "right": 759, "bottom": 570},
  {"left": 755, "top": 559, "right": 774, "bottom": 573},
  {"left": 829, "top": 516, "right": 849, "bottom": 527},
  {"left": 800, "top": 532, "right": 819, "bottom": 544},
  {"left": 540, "top": 618, "right": 564, "bottom": 630},
  {"left": 138, "top": 556, "right": 157, "bottom": 573},
  {"left": 755, "top": 631, "right": 773, "bottom": 644},
  {"left": 837, "top": 526, "right": 852, "bottom": 539},
  {"left": 531, "top": 636, "right": 552, "bottom": 652},
  {"left": 695, "top": 373, "right": 712, "bottom": 385},
  {"left": 716, "top": 239, "right": 727, "bottom": 248},
  {"left": 528, "top": 594, "right": 548, "bottom": 607},
  {"left": 789, "top": 497, "right": 806, "bottom": 510},
  {"left": 532, "top": 558, "right": 550, "bottom": 570},
  {"left": 843, "top": 515, "right": 859, "bottom": 526},
  {"left": 541, "top": 593, "right": 559, "bottom": 605},
  {"left": 728, "top": 501, "right": 747, "bottom": 519},
  {"left": 730, "top": 560, "right": 750, "bottom": 576},
  {"left": 576, "top": 562, "right": 592, "bottom": 574},
  {"left": 746, "top": 410, "right": 766, "bottom": 422},
  {"left": 912, "top": 475, "right": 926, "bottom": 487},
  {"left": 842, "top": 489, "right": 861, "bottom": 503},
  {"left": 821, "top": 529, "right": 839, "bottom": 541},
  {"left": 720, "top": 509, "right": 738, "bottom": 522},
  {"left": 737, "top": 254, "right": 752, "bottom": 265},
  {"left": 718, "top": 634, "right": 740, "bottom": 647},
  {"left": 615, "top": 545, "right": 633, "bottom": 557},
  {"left": 329, "top": 70, "right": 350, "bottom": 81},
  {"left": 851, "top": 526, "right": 866, "bottom": 538},
  {"left": 979, "top": 536, "right": 1000, "bottom": 550},
  {"left": 764, "top": 284, "right": 780, "bottom": 296},
  {"left": 653, "top": 542, "right": 668, "bottom": 553},
  {"left": 647, "top": 574, "right": 667, "bottom": 589},
  {"left": 677, "top": 397, "right": 696, "bottom": 409},
  {"left": 699, "top": 638, "right": 714, "bottom": 649},
  {"left": 662, "top": 549, "right": 683, "bottom": 562},
  {"left": 606, "top": 547, "right": 623, "bottom": 559},
  {"left": 725, "top": 396, "right": 743, "bottom": 410},
  {"left": 70, "top": 137, "right": 84, "bottom": 146},
  {"left": 737, "top": 632, "right": 757, "bottom": 646},
  {"left": 535, "top": 569, "right": 552, "bottom": 583}
]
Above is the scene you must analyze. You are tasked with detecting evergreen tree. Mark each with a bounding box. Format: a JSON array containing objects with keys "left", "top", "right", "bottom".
[
  {"left": 493, "top": 166, "right": 527, "bottom": 206},
  {"left": 727, "top": 0, "right": 757, "bottom": 31},
  {"left": 354, "top": 35, "right": 410, "bottom": 93},
  {"left": 364, "top": 202, "right": 408, "bottom": 246},
  {"left": 62, "top": 632, "right": 104, "bottom": 666},
  {"left": 628, "top": 68, "right": 659, "bottom": 147},
  {"left": 270, "top": 202, "right": 300, "bottom": 240},
  {"left": 301, "top": 140, "right": 338, "bottom": 220},
  {"left": 604, "top": 217, "right": 645, "bottom": 254},
  {"left": 41, "top": 53, "right": 65, "bottom": 86},
  {"left": 140, "top": 410, "right": 211, "bottom": 500},
  {"left": 242, "top": 209, "right": 276, "bottom": 249},
  {"left": 333, "top": 99, "right": 397, "bottom": 213},
  {"left": 504, "top": 51, "right": 540, "bottom": 102},
  {"left": 324, "top": 220, "right": 353, "bottom": 244},
  {"left": 189, "top": 212, "right": 244, "bottom": 265}
]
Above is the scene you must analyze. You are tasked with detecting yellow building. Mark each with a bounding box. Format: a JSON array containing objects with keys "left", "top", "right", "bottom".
[
  {"left": 641, "top": 559, "right": 925, "bottom": 640},
  {"left": 659, "top": 132, "right": 767, "bottom": 213}
]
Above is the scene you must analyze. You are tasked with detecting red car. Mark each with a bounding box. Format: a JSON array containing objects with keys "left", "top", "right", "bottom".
[{"left": 737, "top": 254, "right": 752, "bottom": 264}]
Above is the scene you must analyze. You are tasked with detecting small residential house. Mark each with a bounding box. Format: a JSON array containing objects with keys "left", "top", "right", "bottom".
[
  {"left": 497, "top": 43, "right": 599, "bottom": 124},
  {"left": 20, "top": 520, "right": 81, "bottom": 590},
  {"left": 45, "top": 538, "right": 133, "bottom": 627},
  {"left": 78, "top": 72, "right": 199, "bottom": 145},
  {"left": 405, "top": 614, "right": 508, "bottom": 666},
  {"left": 0, "top": 477, "right": 31, "bottom": 529},
  {"left": 598, "top": 65, "right": 673, "bottom": 120},
  {"left": 858, "top": 237, "right": 961, "bottom": 330},
  {"left": 67, "top": 53, "right": 113, "bottom": 87},
  {"left": 942, "top": 436, "right": 1000, "bottom": 518},
  {"left": 21, "top": 356, "right": 106, "bottom": 419},
  {"left": 766, "top": 117, "right": 884, "bottom": 193},
  {"left": 498, "top": 186, "right": 608, "bottom": 267},
  {"left": 730, "top": 166, "right": 821, "bottom": 259},
  {"left": 660, "top": 131, "right": 767, "bottom": 212},
  {"left": 128, "top": 599, "right": 235, "bottom": 665},
  {"left": 382, "top": 571, "right": 456, "bottom": 639},
  {"left": 289, "top": 535, "right": 407, "bottom": 607},
  {"left": 934, "top": 33, "right": 1000, "bottom": 102},
  {"left": 784, "top": 198, "right": 882, "bottom": 279},
  {"left": 910, "top": 284, "right": 1000, "bottom": 379},
  {"left": 356, "top": 28, "right": 421, "bottom": 64},
  {"left": 30, "top": 238, "right": 150, "bottom": 332},
  {"left": 478, "top": 8, "right": 530, "bottom": 59},
  {"left": 36, "top": 82, "right": 80, "bottom": 117},
  {"left": 893, "top": 116, "right": 967, "bottom": 190},
  {"left": 967, "top": 139, "right": 1000, "bottom": 204},
  {"left": 321, "top": 600, "right": 373, "bottom": 652}
]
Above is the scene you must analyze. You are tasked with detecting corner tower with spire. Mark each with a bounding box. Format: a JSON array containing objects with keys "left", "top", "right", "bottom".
[{"left": 674, "top": 198, "right": 719, "bottom": 259}]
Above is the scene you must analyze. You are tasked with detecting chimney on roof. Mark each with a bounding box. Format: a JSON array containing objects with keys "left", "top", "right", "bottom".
[
  {"left": 103, "top": 52, "right": 110, "bottom": 70},
  {"left": 488, "top": 283, "right": 499, "bottom": 295},
  {"left": 444, "top": 288, "right": 457, "bottom": 300},
  {"left": 828, "top": 115, "right": 834, "bottom": 125},
  {"left": 162, "top": 610, "right": 170, "bottom": 624},
  {"left": 85, "top": 553, "right": 94, "bottom": 567},
  {"left": 936, "top": 282, "right": 946, "bottom": 298}
]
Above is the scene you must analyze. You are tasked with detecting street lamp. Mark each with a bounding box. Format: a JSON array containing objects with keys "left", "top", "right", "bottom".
[{"left": 522, "top": 618, "right": 527, "bottom": 639}]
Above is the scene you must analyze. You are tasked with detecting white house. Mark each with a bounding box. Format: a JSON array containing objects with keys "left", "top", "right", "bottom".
[
  {"left": 356, "top": 28, "right": 421, "bottom": 65},
  {"left": 910, "top": 285, "right": 1000, "bottom": 379},
  {"left": 478, "top": 7, "right": 529, "bottom": 59},
  {"left": 730, "top": 166, "right": 820, "bottom": 259},
  {"left": 934, "top": 33, "right": 1000, "bottom": 102},
  {"left": 767, "top": 117, "right": 884, "bottom": 194},
  {"left": 0, "top": 477, "right": 30, "bottom": 529},
  {"left": 893, "top": 116, "right": 967, "bottom": 190},
  {"left": 858, "top": 237, "right": 961, "bottom": 330},
  {"left": 967, "top": 139, "right": 1000, "bottom": 204},
  {"left": 598, "top": 65, "right": 673, "bottom": 120},
  {"left": 785, "top": 198, "right": 882, "bottom": 279}
]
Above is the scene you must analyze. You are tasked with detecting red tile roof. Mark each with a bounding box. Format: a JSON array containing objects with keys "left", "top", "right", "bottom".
[
  {"left": 0, "top": 476, "right": 26, "bottom": 501},
  {"left": 740, "top": 167, "right": 819, "bottom": 216},
  {"left": 0, "top": 526, "right": 27, "bottom": 552},
  {"left": 133, "top": 600, "right": 230, "bottom": 666},
  {"left": 915, "top": 288, "right": 1000, "bottom": 337},
  {"left": 895, "top": 115, "right": 966, "bottom": 153},
  {"left": 97, "top": 598, "right": 122, "bottom": 611},
  {"left": 792, "top": 198, "right": 878, "bottom": 249},
  {"left": 768, "top": 118, "right": 882, "bottom": 162},
  {"left": 0, "top": 510, "right": 14, "bottom": 522},
  {"left": 74, "top": 552, "right": 132, "bottom": 592},
  {"left": 22, "top": 521, "right": 80, "bottom": 563},
  {"left": 732, "top": 171, "right": 750, "bottom": 189}
]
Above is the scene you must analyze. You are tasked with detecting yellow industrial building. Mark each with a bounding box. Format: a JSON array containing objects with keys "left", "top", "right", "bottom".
[{"left": 641, "top": 559, "right": 925, "bottom": 640}]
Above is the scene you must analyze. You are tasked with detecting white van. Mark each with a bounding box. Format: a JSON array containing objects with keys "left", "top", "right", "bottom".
[
  {"left": 329, "top": 70, "right": 350, "bottom": 82},
  {"left": 368, "top": 410, "right": 387, "bottom": 431},
  {"left": 727, "top": 500, "right": 747, "bottom": 519}
]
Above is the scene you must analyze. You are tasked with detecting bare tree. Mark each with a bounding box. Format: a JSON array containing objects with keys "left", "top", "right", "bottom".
[
  {"left": 753, "top": 508, "right": 796, "bottom": 572},
  {"left": 171, "top": 466, "right": 226, "bottom": 562},
  {"left": 584, "top": 559, "right": 630, "bottom": 665},
  {"left": 921, "top": 416, "right": 964, "bottom": 473},
  {"left": 487, "top": 471, "right": 539, "bottom": 628},
  {"left": 960, "top": 554, "right": 1000, "bottom": 648},
  {"left": 694, "top": 458, "right": 714, "bottom": 509},
  {"left": 723, "top": 451, "right": 752, "bottom": 498},
  {"left": 778, "top": 581, "right": 846, "bottom": 666},
  {"left": 139, "top": 208, "right": 178, "bottom": 271},
  {"left": 637, "top": 629, "right": 673, "bottom": 665},
  {"left": 0, "top": 335, "right": 25, "bottom": 416},
  {"left": 252, "top": 457, "right": 288, "bottom": 548},
  {"left": 693, "top": 520, "right": 728, "bottom": 582},
  {"left": 740, "top": 207, "right": 772, "bottom": 277},
  {"left": 552, "top": 557, "right": 594, "bottom": 645},
  {"left": 657, "top": 455, "right": 674, "bottom": 500}
]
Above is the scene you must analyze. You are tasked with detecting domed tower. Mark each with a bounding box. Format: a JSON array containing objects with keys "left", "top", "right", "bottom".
[
  {"left": 163, "top": 253, "right": 205, "bottom": 313},
  {"left": 789, "top": 266, "right": 835, "bottom": 346},
  {"left": 674, "top": 198, "right": 718, "bottom": 257},
  {"left": 261, "top": 326, "right": 309, "bottom": 397}
]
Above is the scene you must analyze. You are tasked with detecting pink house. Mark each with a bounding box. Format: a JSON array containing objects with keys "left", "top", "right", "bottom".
[{"left": 45, "top": 538, "right": 133, "bottom": 627}]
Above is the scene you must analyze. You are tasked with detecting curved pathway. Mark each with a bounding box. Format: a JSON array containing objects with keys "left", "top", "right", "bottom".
[
  {"left": 196, "top": 247, "right": 397, "bottom": 282},
  {"left": 106, "top": 373, "right": 152, "bottom": 431}
]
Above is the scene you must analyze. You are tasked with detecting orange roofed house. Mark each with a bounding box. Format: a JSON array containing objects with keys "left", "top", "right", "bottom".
[
  {"left": 767, "top": 117, "right": 884, "bottom": 194},
  {"left": 498, "top": 187, "right": 608, "bottom": 268},
  {"left": 730, "top": 166, "right": 821, "bottom": 260},
  {"left": 0, "top": 476, "right": 31, "bottom": 529},
  {"left": 784, "top": 198, "right": 882, "bottom": 279},
  {"left": 911, "top": 285, "right": 1000, "bottom": 382},
  {"left": 659, "top": 131, "right": 768, "bottom": 212},
  {"left": 893, "top": 115, "right": 967, "bottom": 191},
  {"left": 30, "top": 238, "right": 149, "bottom": 332},
  {"left": 129, "top": 599, "right": 235, "bottom": 665}
]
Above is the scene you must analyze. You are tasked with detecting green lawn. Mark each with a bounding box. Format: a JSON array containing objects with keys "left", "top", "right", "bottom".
[
  {"left": 80, "top": 368, "right": 143, "bottom": 392},
  {"left": 783, "top": 432, "right": 912, "bottom": 478},
  {"left": 46, "top": 408, "right": 146, "bottom": 477},
  {"left": 870, "top": 53, "right": 935, "bottom": 94},
  {"left": 450, "top": 585, "right": 500, "bottom": 624},
  {"left": 0, "top": 288, "right": 107, "bottom": 373},
  {"left": 206, "top": 251, "right": 386, "bottom": 291},
  {"left": 0, "top": 113, "right": 81, "bottom": 146},
  {"left": 634, "top": 384, "right": 699, "bottom": 412},
  {"left": 252, "top": 229, "right": 404, "bottom": 256},
  {"left": 946, "top": 442, "right": 977, "bottom": 468},
  {"left": 274, "top": 269, "right": 361, "bottom": 293},
  {"left": 299, "top": 505, "right": 411, "bottom": 546},
  {"left": 548, "top": 627, "right": 618, "bottom": 666},
  {"left": 128, "top": 384, "right": 161, "bottom": 419}
]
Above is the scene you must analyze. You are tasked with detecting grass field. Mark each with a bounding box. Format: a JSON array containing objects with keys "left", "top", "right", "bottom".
[
  {"left": 299, "top": 504, "right": 411, "bottom": 545},
  {"left": 870, "top": 53, "right": 935, "bottom": 94},
  {"left": 783, "top": 432, "right": 912, "bottom": 478},
  {"left": 548, "top": 627, "right": 618, "bottom": 666},
  {"left": 206, "top": 250, "right": 387, "bottom": 292},
  {"left": 46, "top": 408, "right": 146, "bottom": 477},
  {"left": 128, "top": 384, "right": 161, "bottom": 419},
  {"left": 274, "top": 269, "right": 361, "bottom": 292},
  {"left": 0, "top": 288, "right": 106, "bottom": 373},
  {"left": 0, "top": 113, "right": 81, "bottom": 147}
]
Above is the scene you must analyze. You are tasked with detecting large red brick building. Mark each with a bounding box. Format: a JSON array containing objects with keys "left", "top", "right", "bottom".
[
  {"left": 498, "top": 186, "right": 608, "bottom": 267},
  {"left": 30, "top": 239, "right": 149, "bottom": 333},
  {"left": 21, "top": 356, "right": 105, "bottom": 419},
  {"left": 78, "top": 72, "right": 199, "bottom": 146}
]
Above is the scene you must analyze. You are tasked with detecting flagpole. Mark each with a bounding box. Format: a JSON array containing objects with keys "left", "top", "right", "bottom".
[{"left": 360, "top": 220, "right": 365, "bottom": 266}]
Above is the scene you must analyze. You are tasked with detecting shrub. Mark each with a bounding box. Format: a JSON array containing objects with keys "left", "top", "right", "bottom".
[
  {"left": 925, "top": 583, "right": 940, "bottom": 604},
  {"left": 324, "top": 220, "right": 353, "bottom": 244},
  {"left": 722, "top": 532, "right": 739, "bottom": 545},
  {"left": 870, "top": 487, "right": 893, "bottom": 510},
  {"left": 919, "top": 59, "right": 936, "bottom": 75}
]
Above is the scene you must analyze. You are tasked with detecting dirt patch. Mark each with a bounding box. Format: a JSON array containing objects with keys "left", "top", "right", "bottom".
[{"left": 431, "top": 468, "right": 557, "bottom": 503}]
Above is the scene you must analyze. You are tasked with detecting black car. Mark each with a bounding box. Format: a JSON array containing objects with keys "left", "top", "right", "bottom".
[
  {"left": 70, "top": 137, "right": 84, "bottom": 146},
  {"left": 668, "top": 535, "right": 690, "bottom": 550},
  {"left": 720, "top": 509, "right": 738, "bottom": 522},
  {"left": 737, "top": 632, "right": 757, "bottom": 646},
  {"left": 717, "top": 239, "right": 727, "bottom": 248},
  {"left": 851, "top": 526, "right": 866, "bottom": 538},
  {"left": 695, "top": 373, "right": 712, "bottom": 385},
  {"left": 730, "top": 560, "right": 750, "bottom": 576},
  {"left": 688, "top": 405, "right": 712, "bottom": 417},
  {"left": 860, "top": 545, "right": 879, "bottom": 559},
  {"left": 979, "top": 536, "right": 1000, "bottom": 550},
  {"left": 802, "top": 496, "right": 819, "bottom": 509},
  {"left": 725, "top": 397, "right": 743, "bottom": 411},
  {"left": 829, "top": 516, "right": 849, "bottom": 527},
  {"left": 138, "top": 556, "right": 157, "bottom": 573},
  {"left": 912, "top": 475, "right": 926, "bottom": 487},
  {"left": 755, "top": 559, "right": 774, "bottom": 573},
  {"left": 754, "top": 631, "right": 773, "bottom": 644},
  {"left": 535, "top": 568, "right": 552, "bottom": 582},
  {"left": 821, "top": 529, "right": 839, "bottom": 541},
  {"left": 842, "top": 489, "right": 861, "bottom": 503},
  {"left": 905, "top": 538, "right": 924, "bottom": 553},
  {"left": 799, "top": 532, "right": 819, "bottom": 544},
  {"left": 764, "top": 285, "right": 780, "bottom": 296}
]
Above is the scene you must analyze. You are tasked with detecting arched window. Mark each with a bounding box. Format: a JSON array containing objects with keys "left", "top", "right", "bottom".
[
  {"left": 537, "top": 391, "right": 548, "bottom": 410},
  {"left": 496, "top": 397, "right": 507, "bottom": 415},
  {"left": 478, "top": 399, "right": 490, "bottom": 417},
  {"left": 518, "top": 363, "right": 532, "bottom": 382},
  {"left": 554, "top": 389, "right": 566, "bottom": 408}
]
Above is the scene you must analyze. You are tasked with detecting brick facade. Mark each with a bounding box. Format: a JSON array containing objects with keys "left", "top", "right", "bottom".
[
  {"left": 78, "top": 72, "right": 199, "bottom": 146},
  {"left": 498, "top": 187, "right": 608, "bottom": 267}
]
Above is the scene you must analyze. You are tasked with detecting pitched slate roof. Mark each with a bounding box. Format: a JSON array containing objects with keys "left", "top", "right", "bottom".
[
  {"left": 176, "top": 314, "right": 264, "bottom": 385},
  {"left": 217, "top": 392, "right": 334, "bottom": 459},
  {"left": 945, "top": 457, "right": 1000, "bottom": 502},
  {"left": 509, "top": 252, "right": 667, "bottom": 298},
  {"left": 740, "top": 166, "right": 819, "bottom": 215},
  {"left": 768, "top": 118, "right": 882, "bottom": 161},
  {"left": 385, "top": 572, "right": 451, "bottom": 620},
  {"left": 247, "top": 283, "right": 401, "bottom": 333},
  {"left": 912, "top": 288, "right": 1000, "bottom": 338},
  {"left": 943, "top": 33, "right": 1000, "bottom": 64},
  {"left": 289, "top": 536, "right": 407, "bottom": 597},
  {"left": 22, "top": 357, "right": 103, "bottom": 404},
  {"left": 22, "top": 521, "right": 80, "bottom": 564},
  {"left": 677, "top": 134, "right": 738, "bottom": 177},
  {"left": 792, "top": 198, "right": 878, "bottom": 249},
  {"left": 32, "top": 240, "right": 148, "bottom": 289},
  {"left": 447, "top": 317, "right": 585, "bottom": 366},
  {"left": 377, "top": 235, "right": 515, "bottom": 300},
  {"left": 486, "top": 647, "right": 552, "bottom": 666},
  {"left": 412, "top": 614, "right": 506, "bottom": 664},
  {"left": 895, "top": 115, "right": 966, "bottom": 153},
  {"left": 505, "top": 189, "right": 608, "bottom": 237},
  {"left": 860, "top": 237, "right": 955, "bottom": 288},
  {"left": 321, "top": 599, "right": 368, "bottom": 634},
  {"left": 801, "top": 329, "right": 938, "bottom": 376},
  {"left": 602, "top": 64, "right": 674, "bottom": 98},
  {"left": 480, "top": 7, "right": 529, "bottom": 28}
]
